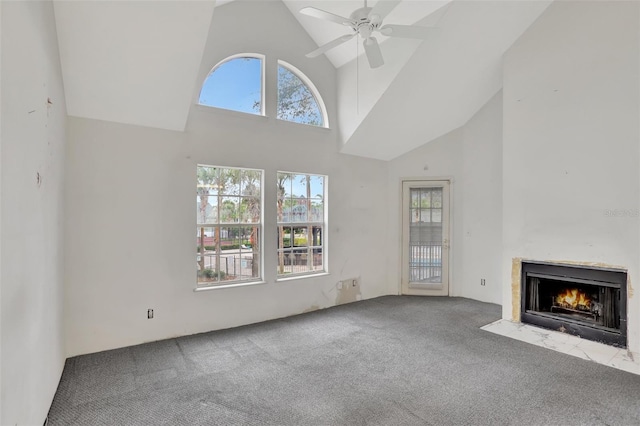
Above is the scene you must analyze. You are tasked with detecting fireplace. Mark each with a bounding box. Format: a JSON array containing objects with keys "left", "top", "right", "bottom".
[{"left": 521, "top": 261, "right": 627, "bottom": 347}]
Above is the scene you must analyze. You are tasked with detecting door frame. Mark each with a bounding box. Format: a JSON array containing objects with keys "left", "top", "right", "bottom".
[{"left": 399, "top": 178, "right": 452, "bottom": 296}]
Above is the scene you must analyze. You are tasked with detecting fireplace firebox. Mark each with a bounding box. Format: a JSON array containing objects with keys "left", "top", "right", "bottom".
[{"left": 521, "top": 261, "right": 627, "bottom": 347}]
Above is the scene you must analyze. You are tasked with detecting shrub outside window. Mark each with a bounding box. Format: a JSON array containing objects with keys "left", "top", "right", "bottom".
[
  {"left": 197, "top": 165, "right": 263, "bottom": 287},
  {"left": 277, "top": 172, "right": 326, "bottom": 277}
]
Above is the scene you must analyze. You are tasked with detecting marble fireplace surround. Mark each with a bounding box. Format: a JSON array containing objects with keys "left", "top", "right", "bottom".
[{"left": 483, "top": 259, "right": 640, "bottom": 376}]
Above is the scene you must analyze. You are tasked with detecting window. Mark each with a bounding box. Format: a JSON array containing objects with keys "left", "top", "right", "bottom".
[
  {"left": 197, "top": 165, "right": 263, "bottom": 287},
  {"left": 198, "top": 55, "right": 328, "bottom": 127},
  {"left": 277, "top": 61, "right": 327, "bottom": 127},
  {"left": 199, "top": 55, "right": 264, "bottom": 115},
  {"left": 277, "top": 172, "right": 326, "bottom": 277}
]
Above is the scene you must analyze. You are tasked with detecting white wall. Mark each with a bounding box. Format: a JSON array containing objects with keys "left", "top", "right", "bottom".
[
  {"left": 337, "top": 36, "right": 422, "bottom": 149},
  {"left": 1, "top": 1, "right": 67, "bottom": 424},
  {"left": 502, "top": 1, "right": 640, "bottom": 352},
  {"left": 386, "top": 91, "right": 503, "bottom": 304},
  {"left": 64, "top": 0, "right": 389, "bottom": 357},
  {"left": 460, "top": 92, "right": 503, "bottom": 302}
]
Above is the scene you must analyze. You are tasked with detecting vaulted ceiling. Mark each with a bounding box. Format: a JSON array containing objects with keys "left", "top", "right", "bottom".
[{"left": 53, "top": 0, "right": 552, "bottom": 160}]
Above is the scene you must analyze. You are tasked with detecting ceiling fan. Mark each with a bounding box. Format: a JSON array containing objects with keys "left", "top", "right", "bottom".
[{"left": 301, "top": 0, "right": 438, "bottom": 69}]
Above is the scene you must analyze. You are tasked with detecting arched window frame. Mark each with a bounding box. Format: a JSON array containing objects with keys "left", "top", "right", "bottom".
[
  {"left": 197, "top": 54, "right": 329, "bottom": 129},
  {"left": 277, "top": 60, "right": 329, "bottom": 129},
  {"left": 198, "top": 53, "right": 266, "bottom": 116}
]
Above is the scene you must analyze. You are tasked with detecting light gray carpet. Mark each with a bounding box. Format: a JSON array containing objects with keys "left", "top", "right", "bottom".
[{"left": 48, "top": 296, "right": 640, "bottom": 425}]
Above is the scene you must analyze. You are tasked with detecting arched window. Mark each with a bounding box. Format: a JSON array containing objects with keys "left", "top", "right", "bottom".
[
  {"left": 277, "top": 61, "right": 328, "bottom": 128},
  {"left": 199, "top": 54, "right": 264, "bottom": 115}
]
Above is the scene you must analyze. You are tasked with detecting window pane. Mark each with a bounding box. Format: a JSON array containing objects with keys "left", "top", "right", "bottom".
[
  {"left": 198, "top": 166, "right": 219, "bottom": 193},
  {"left": 278, "top": 173, "right": 293, "bottom": 198},
  {"left": 411, "top": 190, "right": 420, "bottom": 208},
  {"left": 199, "top": 57, "right": 262, "bottom": 115},
  {"left": 309, "top": 175, "right": 324, "bottom": 199},
  {"left": 292, "top": 174, "right": 307, "bottom": 198},
  {"left": 276, "top": 172, "right": 326, "bottom": 278},
  {"left": 197, "top": 193, "right": 216, "bottom": 224},
  {"left": 197, "top": 165, "right": 263, "bottom": 287},
  {"left": 241, "top": 170, "right": 261, "bottom": 198},
  {"left": 310, "top": 199, "right": 323, "bottom": 222},
  {"left": 225, "top": 177, "right": 240, "bottom": 197},
  {"left": 310, "top": 226, "right": 323, "bottom": 248},
  {"left": 279, "top": 226, "right": 293, "bottom": 248},
  {"left": 289, "top": 204, "right": 306, "bottom": 223},
  {"left": 197, "top": 227, "right": 218, "bottom": 284},
  {"left": 277, "top": 65, "right": 323, "bottom": 126},
  {"left": 220, "top": 197, "right": 238, "bottom": 223},
  {"left": 432, "top": 189, "right": 442, "bottom": 208},
  {"left": 216, "top": 226, "right": 260, "bottom": 281},
  {"left": 410, "top": 208, "right": 420, "bottom": 223},
  {"left": 239, "top": 196, "right": 260, "bottom": 223},
  {"left": 421, "top": 189, "right": 431, "bottom": 208},
  {"left": 432, "top": 209, "right": 442, "bottom": 223},
  {"left": 408, "top": 187, "right": 443, "bottom": 284}
]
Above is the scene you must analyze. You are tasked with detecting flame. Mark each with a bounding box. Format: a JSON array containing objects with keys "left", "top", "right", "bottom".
[{"left": 556, "top": 288, "right": 591, "bottom": 310}]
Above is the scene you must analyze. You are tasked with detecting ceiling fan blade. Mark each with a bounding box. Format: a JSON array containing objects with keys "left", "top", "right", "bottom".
[
  {"left": 368, "top": 0, "right": 401, "bottom": 25},
  {"left": 379, "top": 24, "right": 440, "bottom": 39},
  {"left": 363, "top": 37, "right": 384, "bottom": 69},
  {"left": 300, "top": 7, "right": 356, "bottom": 27},
  {"left": 306, "top": 34, "right": 356, "bottom": 58}
]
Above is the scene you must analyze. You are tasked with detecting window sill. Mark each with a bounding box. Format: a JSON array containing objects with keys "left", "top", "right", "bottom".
[
  {"left": 276, "top": 272, "right": 329, "bottom": 283},
  {"left": 194, "top": 280, "right": 266, "bottom": 292},
  {"left": 194, "top": 103, "right": 268, "bottom": 121},
  {"left": 274, "top": 117, "right": 330, "bottom": 131}
]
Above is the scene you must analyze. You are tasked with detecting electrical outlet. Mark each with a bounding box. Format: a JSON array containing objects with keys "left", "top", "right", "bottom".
[
  {"left": 336, "top": 277, "right": 361, "bottom": 305},
  {"left": 481, "top": 279, "right": 486, "bottom": 286},
  {"left": 147, "top": 309, "right": 154, "bottom": 319}
]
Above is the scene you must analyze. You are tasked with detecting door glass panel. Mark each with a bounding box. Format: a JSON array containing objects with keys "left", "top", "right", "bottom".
[
  {"left": 410, "top": 208, "right": 419, "bottom": 223},
  {"left": 409, "top": 188, "right": 443, "bottom": 283},
  {"left": 411, "top": 191, "right": 420, "bottom": 208},
  {"left": 432, "top": 209, "right": 442, "bottom": 223},
  {"left": 432, "top": 190, "right": 442, "bottom": 208}
]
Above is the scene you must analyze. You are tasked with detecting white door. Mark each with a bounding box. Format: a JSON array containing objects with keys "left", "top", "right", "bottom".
[{"left": 401, "top": 180, "right": 450, "bottom": 296}]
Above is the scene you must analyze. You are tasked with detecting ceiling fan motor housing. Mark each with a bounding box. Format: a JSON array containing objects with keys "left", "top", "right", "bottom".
[{"left": 349, "top": 7, "right": 380, "bottom": 39}]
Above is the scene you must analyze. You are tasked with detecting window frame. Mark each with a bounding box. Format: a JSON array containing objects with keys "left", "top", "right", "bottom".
[
  {"left": 276, "top": 171, "right": 328, "bottom": 280},
  {"left": 198, "top": 53, "right": 266, "bottom": 116},
  {"left": 277, "top": 60, "right": 329, "bottom": 128},
  {"left": 196, "top": 164, "right": 264, "bottom": 289}
]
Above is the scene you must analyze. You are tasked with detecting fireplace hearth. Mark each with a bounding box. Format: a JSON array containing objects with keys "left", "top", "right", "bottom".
[{"left": 521, "top": 262, "right": 627, "bottom": 347}]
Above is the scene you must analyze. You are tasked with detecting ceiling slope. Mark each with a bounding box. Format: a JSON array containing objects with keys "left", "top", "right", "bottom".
[
  {"left": 336, "top": 2, "right": 451, "bottom": 147},
  {"left": 54, "top": 0, "right": 216, "bottom": 131},
  {"left": 340, "top": 0, "right": 552, "bottom": 161}
]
